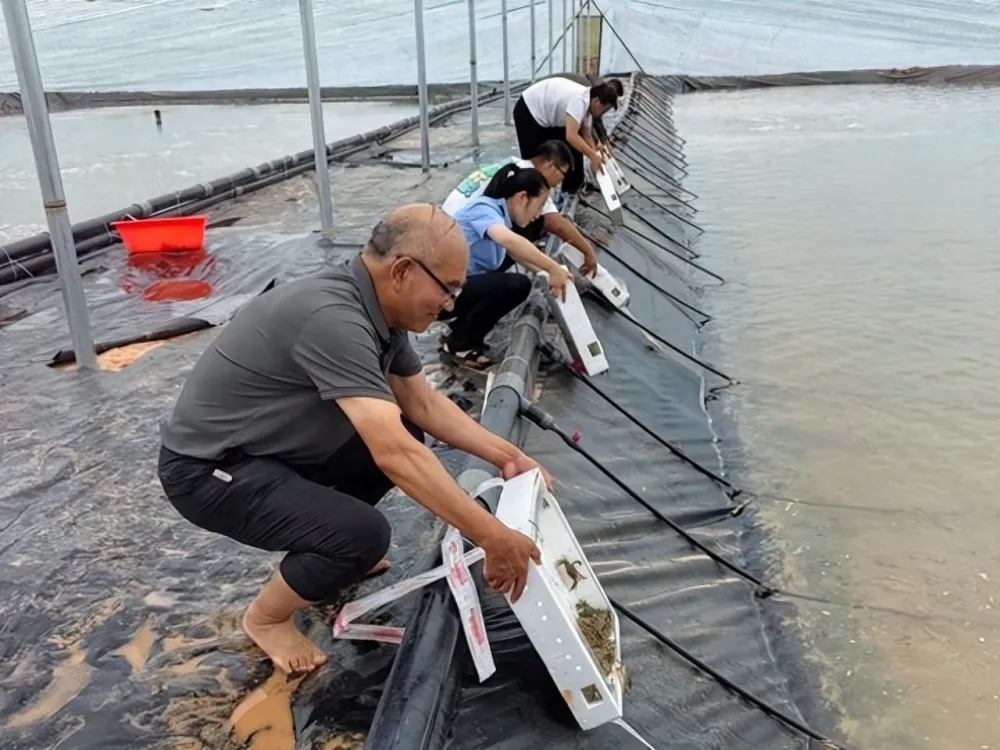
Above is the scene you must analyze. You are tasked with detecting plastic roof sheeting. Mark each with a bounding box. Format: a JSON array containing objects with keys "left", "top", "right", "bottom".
[{"left": 1, "top": 0, "right": 997, "bottom": 91}]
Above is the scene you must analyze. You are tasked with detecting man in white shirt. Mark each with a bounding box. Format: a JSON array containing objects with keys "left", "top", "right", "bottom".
[
  {"left": 441, "top": 140, "right": 598, "bottom": 276},
  {"left": 513, "top": 78, "right": 620, "bottom": 194},
  {"left": 532, "top": 73, "right": 623, "bottom": 150}
]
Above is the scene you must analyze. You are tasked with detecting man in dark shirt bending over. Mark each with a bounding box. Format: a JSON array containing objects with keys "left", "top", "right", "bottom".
[{"left": 158, "top": 204, "right": 545, "bottom": 674}]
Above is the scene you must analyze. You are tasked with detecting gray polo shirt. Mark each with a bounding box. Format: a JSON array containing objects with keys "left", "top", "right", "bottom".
[{"left": 160, "top": 254, "right": 423, "bottom": 463}]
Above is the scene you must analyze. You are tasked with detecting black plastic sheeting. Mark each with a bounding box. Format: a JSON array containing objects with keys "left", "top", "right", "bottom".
[
  {"left": 3, "top": 64, "right": 995, "bottom": 119},
  {"left": 680, "top": 64, "right": 1000, "bottom": 91},
  {"left": 0, "top": 266, "right": 486, "bottom": 750},
  {"left": 0, "top": 231, "right": 293, "bottom": 363},
  {"left": 0, "top": 235, "right": 454, "bottom": 750},
  {"left": 443, "top": 74, "right": 840, "bottom": 750},
  {"left": 0, "top": 83, "right": 479, "bottom": 116},
  {"left": 0, "top": 100, "right": 525, "bottom": 750}
]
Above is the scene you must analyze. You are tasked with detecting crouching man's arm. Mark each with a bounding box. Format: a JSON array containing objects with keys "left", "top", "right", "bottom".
[
  {"left": 388, "top": 372, "right": 553, "bottom": 488},
  {"left": 339, "top": 394, "right": 541, "bottom": 601}
]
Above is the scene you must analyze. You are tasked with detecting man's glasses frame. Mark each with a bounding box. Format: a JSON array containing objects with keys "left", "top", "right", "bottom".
[{"left": 406, "top": 256, "right": 462, "bottom": 303}]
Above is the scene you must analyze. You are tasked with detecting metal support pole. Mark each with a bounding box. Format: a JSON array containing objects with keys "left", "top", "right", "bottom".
[
  {"left": 562, "top": 0, "right": 567, "bottom": 70},
  {"left": 586, "top": 0, "right": 593, "bottom": 75},
  {"left": 570, "top": 0, "right": 577, "bottom": 73},
  {"left": 2, "top": 0, "right": 96, "bottom": 369},
  {"left": 413, "top": 0, "right": 431, "bottom": 170},
  {"left": 502, "top": 0, "right": 511, "bottom": 125},
  {"left": 530, "top": 0, "right": 536, "bottom": 82},
  {"left": 548, "top": 0, "right": 554, "bottom": 74},
  {"left": 297, "top": 0, "right": 334, "bottom": 236},
  {"left": 467, "top": 0, "right": 479, "bottom": 146}
]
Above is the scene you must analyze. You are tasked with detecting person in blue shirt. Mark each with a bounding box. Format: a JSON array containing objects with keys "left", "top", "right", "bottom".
[
  {"left": 442, "top": 164, "right": 574, "bottom": 366},
  {"left": 441, "top": 140, "right": 598, "bottom": 277}
]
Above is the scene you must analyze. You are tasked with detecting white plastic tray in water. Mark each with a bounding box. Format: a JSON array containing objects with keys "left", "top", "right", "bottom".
[
  {"left": 594, "top": 165, "right": 624, "bottom": 225},
  {"left": 559, "top": 242, "right": 631, "bottom": 309},
  {"left": 605, "top": 155, "right": 631, "bottom": 196},
  {"left": 544, "top": 268, "right": 610, "bottom": 376},
  {"left": 495, "top": 469, "right": 625, "bottom": 730}
]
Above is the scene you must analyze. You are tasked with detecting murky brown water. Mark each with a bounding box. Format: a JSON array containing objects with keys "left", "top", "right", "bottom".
[
  {"left": 677, "top": 84, "right": 999, "bottom": 749},
  {"left": 4, "top": 642, "right": 92, "bottom": 730}
]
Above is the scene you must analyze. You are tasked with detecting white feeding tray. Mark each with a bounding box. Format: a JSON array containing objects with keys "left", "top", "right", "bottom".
[
  {"left": 594, "top": 164, "right": 624, "bottom": 225},
  {"left": 559, "top": 242, "right": 630, "bottom": 309},
  {"left": 542, "top": 268, "right": 610, "bottom": 377},
  {"left": 495, "top": 469, "right": 625, "bottom": 730},
  {"left": 605, "top": 155, "right": 631, "bottom": 196}
]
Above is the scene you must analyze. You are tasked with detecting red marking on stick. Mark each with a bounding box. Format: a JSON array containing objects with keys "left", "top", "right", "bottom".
[
  {"left": 450, "top": 560, "right": 469, "bottom": 587},
  {"left": 468, "top": 611, "right": 487, "bottom": 649}
]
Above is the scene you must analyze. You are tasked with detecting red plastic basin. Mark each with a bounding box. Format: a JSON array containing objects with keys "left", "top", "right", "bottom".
[{"left": 112, "top": 215, "right": 208, "bottom": 254}]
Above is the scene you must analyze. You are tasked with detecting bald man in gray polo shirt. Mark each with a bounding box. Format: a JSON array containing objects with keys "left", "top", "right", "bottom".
[{"left": 158, "top": 204, "right": 546, "bottom": 674}]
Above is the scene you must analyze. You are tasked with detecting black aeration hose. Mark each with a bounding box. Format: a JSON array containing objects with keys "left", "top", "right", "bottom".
[
  {"left": 580, "top": 233, "right": 712, "bottom": 326},
  {"left": 538, "top": 340, "right": 736, "bottom": 493},
  {"left": 606, "top": 305, "right": 736, "bottom": 384},
  {"left": 518, "top": 399, "right": 847, "bottom": 749},
  {"left": 610, "top": 597, "right": 846, "bottom": 750},
  {"left": 519, "top": 397, "right": 772, "bottom": 597}
]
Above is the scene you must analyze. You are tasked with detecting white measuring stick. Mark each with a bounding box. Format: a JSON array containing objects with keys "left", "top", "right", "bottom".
[
  {"left": 333, "top": 534, "right": 496, "bottom": 681},
  {"left": 333, "top": 544, "right": 486, "bottom": 645},
  {"left": 442, "top": 526, "right": 496, "bottom": 681}
]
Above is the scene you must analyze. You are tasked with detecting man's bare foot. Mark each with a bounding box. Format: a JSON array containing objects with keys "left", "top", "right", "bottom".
[
  {"left": 366, "top": 558, "right": 391, "bottom": 578},
  {"left": 242, "top": 606, "right": 327, "bottom": 674}
]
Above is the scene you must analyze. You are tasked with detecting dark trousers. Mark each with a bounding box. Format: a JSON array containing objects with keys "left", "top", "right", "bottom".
[
  {"left": 157, "top": 419, "right": 424, "bottom": 602},
  {"left": 513, "top": 96, "right": 586, "bottom": 195},
  {"left": 441, "top": 255, "right": 530, "bottom": 351}
]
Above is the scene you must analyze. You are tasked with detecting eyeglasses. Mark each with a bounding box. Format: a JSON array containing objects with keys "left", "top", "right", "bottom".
[
  {"left": 544, "top": 162, "right": 569, "bottom": 181},
  {"left": 407, "top": 256, "right": 462, "bottom": 303}
]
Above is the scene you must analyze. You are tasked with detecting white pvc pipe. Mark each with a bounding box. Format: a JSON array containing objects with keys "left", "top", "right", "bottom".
[
  {"left": 2, "top": 0, "right": 97, "bottom": 369},
  {"left": 297, "top": 0, "right": 334, "bottom": 236}
]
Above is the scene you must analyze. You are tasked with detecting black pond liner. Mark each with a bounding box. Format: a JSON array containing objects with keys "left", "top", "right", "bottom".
[{"left": 372, "top": 73, "right": 845, "bottom": 750}]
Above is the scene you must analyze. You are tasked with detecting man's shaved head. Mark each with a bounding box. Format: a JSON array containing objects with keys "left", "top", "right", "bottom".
[
  {"left": 364, "top": 203, "right": 463, "bottom": 263},
  {"left": 362, "top": 203, "right": 469, "bottom": 332}
]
